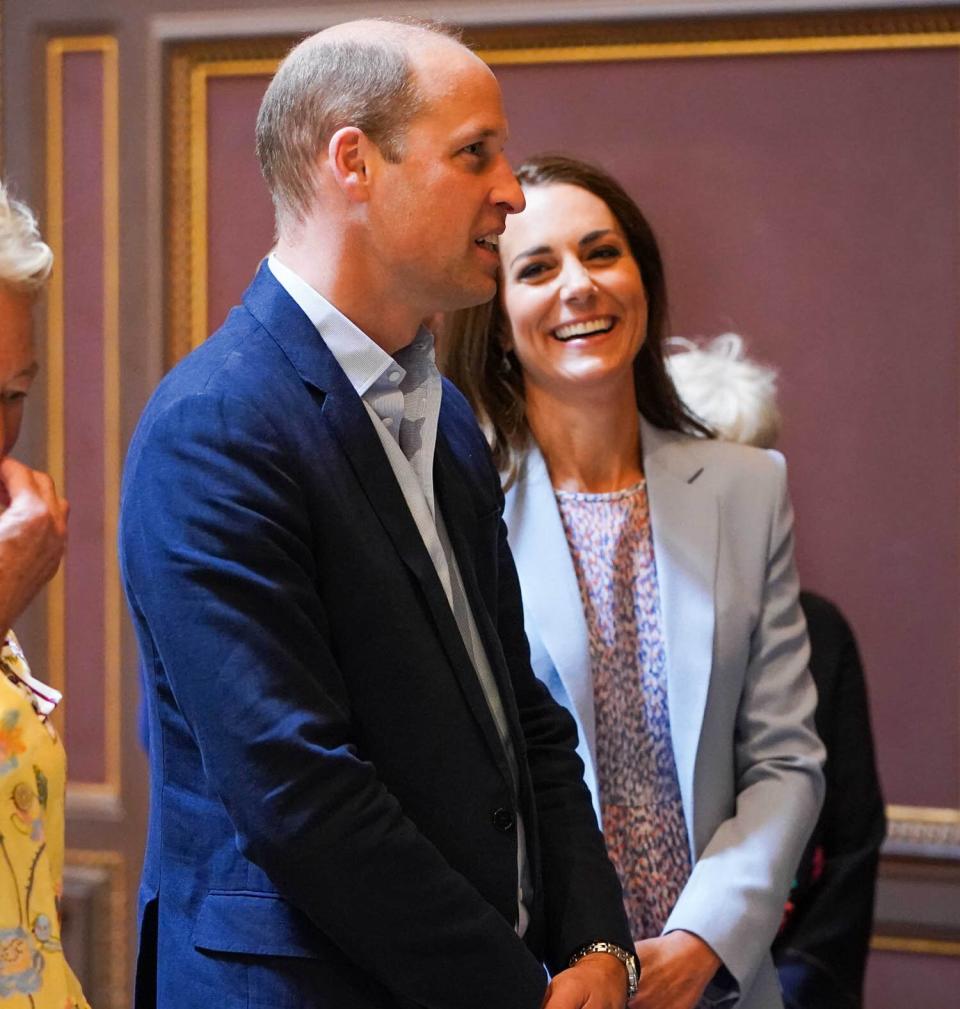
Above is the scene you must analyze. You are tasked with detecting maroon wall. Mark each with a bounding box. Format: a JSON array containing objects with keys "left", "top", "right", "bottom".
[
  {"left": 206, "top": 75, "right": 275, "bottom": 332},
  {"left": 867, "top": 948, "right": 960, "bottom": 1007},
  {"left": 62, "top": 50, "right": 108, "bottom": 783}
]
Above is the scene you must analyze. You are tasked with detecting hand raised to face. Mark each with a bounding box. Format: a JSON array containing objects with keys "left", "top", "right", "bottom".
[{"left": 0, "top": 457, "right": 69, "bottom": 631}]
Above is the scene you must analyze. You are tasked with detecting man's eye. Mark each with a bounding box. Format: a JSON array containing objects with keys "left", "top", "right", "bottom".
[
  {"left": 1, "top": 392, "right": 27, "bottom": 405},
  {"left": 461, "top": 142, "right": 485, "bottom": 157}
]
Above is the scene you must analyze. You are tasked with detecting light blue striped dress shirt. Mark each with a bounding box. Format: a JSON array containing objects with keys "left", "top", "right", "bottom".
[{"left": 267, "top": 255, "right": 531, "bottom": 935}]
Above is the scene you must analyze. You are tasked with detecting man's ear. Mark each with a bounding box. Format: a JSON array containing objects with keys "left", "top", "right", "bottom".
[{"left": 327, "top": 126, "right": 372, "bottom": 203}]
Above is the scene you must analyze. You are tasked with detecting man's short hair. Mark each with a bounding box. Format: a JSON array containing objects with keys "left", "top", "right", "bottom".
[
  {"left": 0, "top": 183, "right": 53, "bottom": 294},
  {"left": 255, "top": 19, "right": 459, "bottom": 227}
]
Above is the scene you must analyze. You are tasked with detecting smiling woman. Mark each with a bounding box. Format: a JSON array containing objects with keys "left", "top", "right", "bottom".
[
  {"left": 443, "top": 154, "right": 825, "bottom": 1009},
  {"left": 444, "top": 155, "right": 707, "bottom": 485}
]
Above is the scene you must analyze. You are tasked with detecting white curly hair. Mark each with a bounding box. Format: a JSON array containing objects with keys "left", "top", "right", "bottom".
[
  {"left": 0, "top": 183, "right": 53, "bottom": 294},
  {"left": 665, "top": 333, "right": 781, "bottom": 449}
]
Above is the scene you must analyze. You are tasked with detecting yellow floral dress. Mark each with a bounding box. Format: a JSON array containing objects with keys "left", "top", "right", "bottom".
[{"left": 0, "top": 631, "right": 88, "bottom": 1009}]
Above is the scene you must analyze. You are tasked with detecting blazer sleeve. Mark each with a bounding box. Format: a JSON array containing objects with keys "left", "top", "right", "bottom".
[
  {"left": 663, "top": 454, "right": 826, "bottom": 1000},
  {"left": 774, "top": 597, "right": 885, "bottom": 1009},
  {"left": 120, "top": 392, "right": 549, "bottom": 1009}
]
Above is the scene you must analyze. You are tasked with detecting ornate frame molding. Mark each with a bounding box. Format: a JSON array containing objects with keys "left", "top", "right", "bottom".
[
  {"left": 886, "top": 805, "right": 960, "bottom": 858},
  {"left": 166, "top": 40, "right": 288, "bottom": 364},
  {"left": 45, "top": 36, "right": 122, "bottom": 807}
]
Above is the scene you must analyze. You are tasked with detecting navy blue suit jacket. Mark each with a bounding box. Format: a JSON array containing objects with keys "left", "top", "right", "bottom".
[{"left": 120, "top": 264, "right": 630, "bottom": 1009}]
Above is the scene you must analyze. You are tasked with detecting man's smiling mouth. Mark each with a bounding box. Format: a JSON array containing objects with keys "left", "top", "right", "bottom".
[{"left": 552, "top": 316, "right": 616, "bottom": 342}]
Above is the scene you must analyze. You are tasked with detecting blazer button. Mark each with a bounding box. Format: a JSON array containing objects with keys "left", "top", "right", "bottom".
[{"left": 492, "top": 807, "right": 515, "bottom": 833}]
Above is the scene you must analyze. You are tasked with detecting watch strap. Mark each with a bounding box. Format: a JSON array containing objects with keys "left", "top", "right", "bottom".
[{"left": 568, "top": 940, "right": 640, "bottom": 999}]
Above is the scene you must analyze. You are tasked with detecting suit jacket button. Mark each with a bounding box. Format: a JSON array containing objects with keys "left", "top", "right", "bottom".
[{"left": 492, "top": 807, "right": 515, "bottom": 832}]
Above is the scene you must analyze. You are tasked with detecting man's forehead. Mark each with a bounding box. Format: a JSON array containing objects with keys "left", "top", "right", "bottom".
[{"left": 412, "top": 54, "right": 506, "bottom": 129}]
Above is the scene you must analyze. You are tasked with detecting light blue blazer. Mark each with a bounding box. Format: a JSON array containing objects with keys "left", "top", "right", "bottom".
[{"left": 503, "top": 417, "right": 825, "bottom": 1009}]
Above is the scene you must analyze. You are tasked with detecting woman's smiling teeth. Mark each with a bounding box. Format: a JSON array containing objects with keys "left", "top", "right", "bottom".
[{"left": 552, "top": 316, "right": 616, "bottom": 342}]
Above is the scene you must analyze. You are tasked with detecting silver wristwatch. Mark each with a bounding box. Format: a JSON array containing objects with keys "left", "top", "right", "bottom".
[{"left": 568, "top": 940, "right": 640, "bottom": 999}]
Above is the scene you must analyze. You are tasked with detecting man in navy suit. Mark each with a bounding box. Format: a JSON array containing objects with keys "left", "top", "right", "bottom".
[{"left": 120, "top": 19, "right": 635, "bottom": 1009}]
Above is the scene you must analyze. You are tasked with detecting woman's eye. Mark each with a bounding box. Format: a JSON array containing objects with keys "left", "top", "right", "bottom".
[
  {"left": 516, "top": 262, "right": 549, "bottom": 281},
  {"left": 588, "top": 245, "right": 621, "bottom": 261}
]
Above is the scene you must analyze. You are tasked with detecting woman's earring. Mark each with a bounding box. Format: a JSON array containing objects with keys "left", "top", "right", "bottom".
[{"left": 498, "top": 349, "right": 514, "bottom": 377}]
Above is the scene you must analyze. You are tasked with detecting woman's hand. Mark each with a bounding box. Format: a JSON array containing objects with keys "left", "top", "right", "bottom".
[
  {"left": 629, "top": 931, "right": 721, "bottom": 1009},
  {"left": 0, "top": 458, "right": 68, "bottom": 631}
]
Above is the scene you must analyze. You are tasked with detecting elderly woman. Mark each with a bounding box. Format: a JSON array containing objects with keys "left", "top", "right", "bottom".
[
  {"left": 667, "top": 334, "right": 885, "bottom": 1009},
  {"left": 0, "top": 183, "right": 84, "bottom": 1008},
  {"left": 444, "top": 155, "right": 824, "bottom": 1009}
]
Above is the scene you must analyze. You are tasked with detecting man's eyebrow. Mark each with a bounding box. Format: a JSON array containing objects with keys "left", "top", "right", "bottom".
[
  {"left": 509, "top": 230, "right": 618, "bottom": 269},
  {"left": 13, "top": 362, "right": 39, "bottom": 380},
  {"left": 457, "top": 127, "right": 502, "bottom": 144}
]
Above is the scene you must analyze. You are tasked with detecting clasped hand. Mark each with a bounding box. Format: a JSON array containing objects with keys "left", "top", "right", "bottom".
[
  {"left": 628, "top": 931, "right": 721, "bottom": 1009},
  {"left": 541, "top": 952, "right": 629, "bottom": 1009}
]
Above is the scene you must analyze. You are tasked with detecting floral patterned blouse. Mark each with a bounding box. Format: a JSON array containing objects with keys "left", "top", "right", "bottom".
[
  {"left": 556, "top": 480, "right": 691, "bottom": 939},
  {"left": 0, "top": 631, "right": 88, "bottom": 1009}
]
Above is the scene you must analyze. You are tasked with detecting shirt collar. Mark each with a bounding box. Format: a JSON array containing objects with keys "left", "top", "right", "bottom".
[{"left": 268, "top": 253, "right": 400, "bottom": 397}]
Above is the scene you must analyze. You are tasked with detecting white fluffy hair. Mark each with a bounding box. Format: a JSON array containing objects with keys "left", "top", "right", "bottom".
[
  {"left": 0, "top": 183, "right": 53, "bottom": 294},
  {"left": 665, "top": 333, "right": 782, "bottom": 449}
]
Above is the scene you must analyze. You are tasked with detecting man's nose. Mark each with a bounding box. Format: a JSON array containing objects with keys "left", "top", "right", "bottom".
[{"left": 491, "top": 154, "right": 525, "bottom": 215}]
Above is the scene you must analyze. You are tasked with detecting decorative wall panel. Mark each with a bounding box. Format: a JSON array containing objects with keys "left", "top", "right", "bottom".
[
  {"left": 62, "top": 850, "right": 126, "bottom": 1009},
  {"left": 45, "top": 35, "right": 121, "bottom": 802}
]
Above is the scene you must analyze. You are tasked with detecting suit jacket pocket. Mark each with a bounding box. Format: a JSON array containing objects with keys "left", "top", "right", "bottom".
[
  {"left": 192, "top": 890, "right": 321, "bottom": 959},
  {"left": 191, "top": 890, "right": 410, "bottom": 1009}
]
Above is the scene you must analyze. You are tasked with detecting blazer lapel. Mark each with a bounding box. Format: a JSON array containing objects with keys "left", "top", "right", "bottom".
[
  {"left": 434, "top": 435, "right": 520, "bottom": 793},
  {"left": 244, "top": 262, "right": 438, "bottom": 597},
  {"left": 503, "top": 447, "right": 597, "bottom": 791},
  {"left": 245, "top": 264, "right": 514, "bottom": 783},
  {"left": 641, "top": 418, "right": 718, "bottom": 837}
]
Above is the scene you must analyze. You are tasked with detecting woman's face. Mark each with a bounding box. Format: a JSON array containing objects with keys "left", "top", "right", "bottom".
[
  {"left": 498, "top": 182, "right": 647, "bottom": 402},
  {"left": 0, "top": 285, "right": 36, "bottom": 460}
]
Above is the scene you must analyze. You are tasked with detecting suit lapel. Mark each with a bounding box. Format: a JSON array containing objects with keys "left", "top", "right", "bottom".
[
  {"left": 503, "top": 447, "right": 597, "bottom": 789},
  {"left": 244, "top": 262, "right": 442, "bottom": 600},
  {"left": 641, "top": 418, "right": 718, "bottom": 836},
  {"left": 244, "top": 263, "right": 515, "bottom": 782},
  {"left": 434, "top": 435, "right": 520, "bottom": 792}
]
